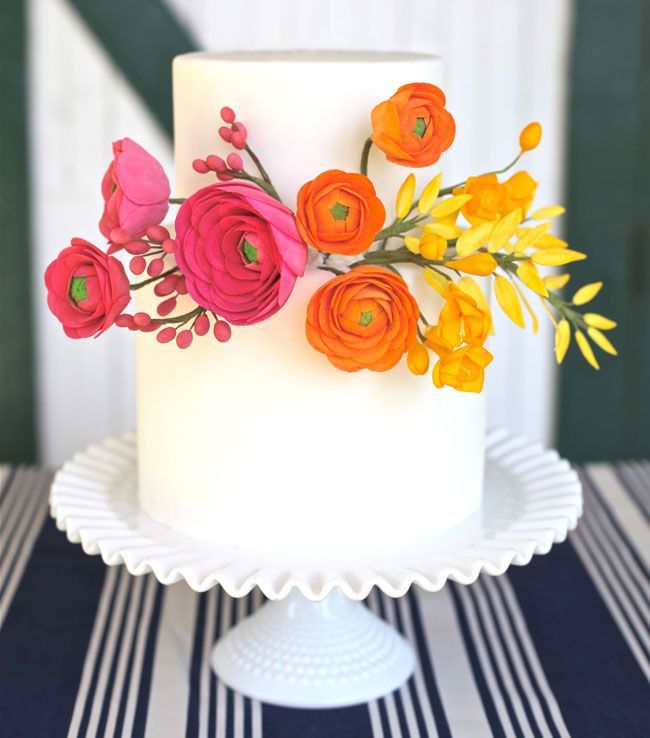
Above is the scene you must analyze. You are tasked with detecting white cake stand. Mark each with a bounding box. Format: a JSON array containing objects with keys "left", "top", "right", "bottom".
[{"left": 50, "top": 428, "right": 581, "bottom": 708}]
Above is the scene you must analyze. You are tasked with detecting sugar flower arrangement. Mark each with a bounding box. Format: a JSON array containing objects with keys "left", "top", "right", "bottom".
[{"left": 45, "top": 83, "right": 618, "bottom": 392}]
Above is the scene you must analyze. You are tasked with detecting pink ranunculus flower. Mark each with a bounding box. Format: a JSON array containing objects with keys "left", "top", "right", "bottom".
[
  {"left": 174, "top": 181, "right": 308, "bottom": 325},
  {"left": 44, "top": 238, "right": 131, "bottom": 338},
  {"left": 99, "top": 138, "right": 170, "bottom": 250}
]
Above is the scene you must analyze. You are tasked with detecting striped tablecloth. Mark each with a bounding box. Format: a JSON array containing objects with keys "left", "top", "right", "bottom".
[{"left": 0, "top": 461, "right": 648, "bottom": 738}]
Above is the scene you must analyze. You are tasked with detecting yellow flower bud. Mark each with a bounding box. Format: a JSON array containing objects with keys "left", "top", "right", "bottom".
[
  {"left": 529, "top": 205, "right": 566, "bottom": 220},
  {"left": 554, "top": 319, "right": 571, "bottom": 364},
  {"left": 572, "top": 282, "right": 603, "bottom": 306},
  {"left": 396, "top": 173, "right": 416, "bottom": 219},
  {"left": 419, "top": 233, "right": 447, "bottom": 260},
  {"left": 430, "top": 194, "right": 472, "bottom": 219},
  {"left": 575, "top": 330, "right": 599, "bottom": 370},
  {"left": 407, "top": 342, "right": 430, "bottom": 375},
  {"left": 516, "top": 261, "right": 548, "bottom": 296},
  {"left": 584, "top": 313, "right": 617, "bottom": 330},
  {"left": 494, "top": 275, "right": 525, "bottom": 328},
  {"left": 587, "top": 327, "right": 618, "bottom": 355},
  {"left": 519, "top": 122, "right": 542, "bottom": 152},
  {"left": 404, "top": 236, "right": 421, "bottom": 254},
  {"left": 531, "top": 248, "right": 587, "bottom": 267},
  {"left": 417, "top": 173, "right": 442, "bottom": 214},
  {"left": 544, "top": 273, "right": 571, "bottom": 291}
]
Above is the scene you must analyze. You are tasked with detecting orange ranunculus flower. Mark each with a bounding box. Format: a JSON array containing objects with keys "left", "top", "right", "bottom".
[
  {"left": 424, "top": 283, "right": 491, "bottom": 355},
  {"left": 296, "top": 170, "right": 386, "bottom": 255},
  {"left": 371, "top": 83, "right": 456, "bottom": 167},
  {"left": 454, "top": 172, "right": 537, "bottom": 225},
  {"left": 305, "top": 266, "right": 419, "bottom": 372},
  {"left": 432, "top": 344, "right": 493, "bottom": 393}
]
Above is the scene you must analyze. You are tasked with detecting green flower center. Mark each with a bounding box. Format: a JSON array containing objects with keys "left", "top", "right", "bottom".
[
  {"left": 330, "top": 202, "right": 350, "bottom": 221},
  {"left": 69, "top": 276, "right": 88, "bottom": 305},
  {"left": 241, "top": 239, "right": 259, "bottom": 264},
  {"left": 359, "top": 310, "right": 373, "bottom": 327},
  {"left": 413, "top": 116, "right": 427, "bottom": 138}
]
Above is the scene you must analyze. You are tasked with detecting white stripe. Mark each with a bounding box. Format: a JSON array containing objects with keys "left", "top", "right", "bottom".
[
  {"left": 121, "top": 575, "right": 158, "bottom": 737},
  {"left": 66, "top": 566, "right": 119, "bottom": 738},
  {"left": 482, "top": 576, "right": 555, "bottom": 738},
  {"left": 144, "top": 582, "right": 198, "bottom": 738},
  {"left": 198, "top": 590, "right": 217, "bottom": 738},
  {"left": 472, "top": 580, "right": 535, "bottom": 737},
  {"left": 251, "top": 589, "right": 263, "bottom": 738},
  {"left": 0, "top": 469, "right": 51, "bottom": 626},
  {"left": 367, "top": 591, "right": 403, "bottom": 738},
  {"left": 586, "top": 464, "right": 650, "bottom": 568},
  {"left": 0, "top": 466, "right": 26, "bottom": 521},
  {"left": 570, "top": 527, "right": 650, "bottom": 680},
  {"left": 85, "top": 569, "right": 132, "bottom": 736},
  {"left": 414, "top": 588, "right": 492, "bottom": 737},
  {"left": 215, "top": 592, "right": 234, "bottom": 738},
  {"left": 234, "top": 597, "right": 247, "bottom": 738},
  {"left": 618, "top": 464, "right": 650, "bottom": 516},
  {"left": 396, "top": 596, "right": 439, "bottom": 738},
  {"left": 368, "top": 699, "right": 385, "bottom": 738},
  {"left": 103, "top": 575, "right": 146, "bottom": 737},
  {"left": 454, "top": 584, "right": 517, "bottom": 738},
  {"left": 497, "top": 577, "right": 571, "bottom": 738}
]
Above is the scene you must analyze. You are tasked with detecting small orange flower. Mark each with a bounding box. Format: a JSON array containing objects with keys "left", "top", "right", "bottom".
[
  {"left": 305, "top": 266, "right": 419, "bottom": 372},
  {"left": 296, "top": 170, "right": 386, "bottom": 255},
  {"left": 432, "top": 344, "right": 493, "bottom": 393},
  {"left": 454, "top": 172, "right": 537, "bottom": 225},
  {"left": 519, "top": 122, "right": 542, "bottom": 152},
  {"left": 371, "top": 83, "right": 456, "bottom": 167},
  {"left": 424, "top": 283, "right": 491, "bottom": 355}
]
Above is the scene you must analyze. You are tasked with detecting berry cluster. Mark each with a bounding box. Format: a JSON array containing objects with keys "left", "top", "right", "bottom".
[{"left": 192, "top": 107, "right": 248, "bottom": 181}]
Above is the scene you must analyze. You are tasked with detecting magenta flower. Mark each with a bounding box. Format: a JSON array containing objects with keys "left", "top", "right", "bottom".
[
  {"left": 174, "top": 181, "right": 308, "bottom": 326},
  {"left": 99, "top": 138, "right": 170, "bottom": 250},
  {"left": 45, "top": 238, "right": 131, "bottom": 338}
]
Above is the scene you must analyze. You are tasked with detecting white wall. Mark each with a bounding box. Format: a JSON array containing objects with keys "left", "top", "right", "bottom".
[{"left": 30, "top": 0, "right": 572, "bottom": 463}]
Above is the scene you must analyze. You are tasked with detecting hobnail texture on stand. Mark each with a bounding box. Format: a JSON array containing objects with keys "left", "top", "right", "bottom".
[{"left": 211, "top": 589, "right": 415, "bottom": 708}]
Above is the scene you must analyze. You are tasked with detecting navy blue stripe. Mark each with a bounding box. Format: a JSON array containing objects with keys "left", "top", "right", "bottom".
[
  {"left": 132, "top": 580, "right": 164, "bottom": 738},
  {"left": 448, "top": 583, "right": 507, "bottom": 738},
  {"left": 614, "top": 464, "right": 650, "bottom": 521},
  {"left": 406, "top": 587, "right": 452, "bottom": 738},
  {"left": 0, "top": 514, "right": 107, "bottom": 738},
  {"left": 186, "top": 591, "right": 208, "bottom": 738},
  {"left": 508, "top": 539, "right": 650, "bottom": 738},
  {"left": 376, "top": 696, "right": 392, "bottom": 736}
]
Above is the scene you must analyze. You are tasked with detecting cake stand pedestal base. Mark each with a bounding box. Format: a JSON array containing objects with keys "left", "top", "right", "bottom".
[{"left": 211, "top": 589, "right": 414, "bottom": 708}]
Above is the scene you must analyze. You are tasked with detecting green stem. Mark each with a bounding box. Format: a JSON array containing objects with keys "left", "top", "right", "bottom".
[
  {"left": 360, "top": 137, "right": 373, "bottom": 176},
  {"left": 318, "top": 265, "right": 345, "bottom": 277},
  {"left": 374, "top": 215, "right": 427, "bottom": 242},
  {"left": 245, "top": 144, "right": 274, "bottom": 186},
  {"left": 159, "top": 306, "right": 203, "bottom": 326},
  {"left": 438, "top": 152, "right": 523, "bottom": 197},
  {"left": 130, "top": 266, "right": 179, "bottom": 290},
  {"left": 169, "top": 197, "right": 186, "bottom": 205},
  {"left": 229, "top": 170, "right": 281, "bottom": 201}
]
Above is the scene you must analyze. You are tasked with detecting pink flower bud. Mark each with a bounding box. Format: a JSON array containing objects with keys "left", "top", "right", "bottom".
[
  {"left": 130, "top": 256, "right": 146, "bottom": 275},
  {"left": 194, "top": 313, "right": 210, "bottom": 336},
  {"left": 147, "top": 258, "right": 165, "bottom": 276},
  {"left": 232, "top": 122, "right": 247, "bottom": 137},
  {"left": 192, "top": 158, "right": 209, "bottom": 174},
  {"left": 133, "top": 311, "right": 151, "bottom": 327},
  {"left": 157, "top": 326, "right": 176, "bottom": 343},
  {"left": 146, "top": 225, "right": 170, "bottom": 243},
  {"left": 231, "top": 132, "right": 246, "bottom": 150},
  {"left": 216, "top": 171, "right": 234, "bottom": 181},
  {"left": 140, "top": 321, "right": 159, "bottom": 333},
  {"left": 226, "top": 153, "right": 244, "bottom": 171},
  {"left": 154, "top": 274, "right": 179, "bottom": 297},
  {"left": 218, "top": 126, "right": 233, "bottom": 143},
  {"left": 220, "top": 106, "right": 236, "bottom": 124},
  {"left": 125, "top": 240, "right": 150, "bottom": 255},
  {"left": 176, "top": 329, "right": 193, "bottom": 349},
  {"left": 115, "top": 313, "right": 133, "bottom": 328},
  {"left": 214, "top": 320, "right": 232, "bottom": 342},
  {"left": 157, "top": 297, "right": 177, "bottom": 316},
  {"left": 175, "top": 276, "right": 188, "bottom": 295},
  {"left": 162, "top": 238, "right": 177, "bottom": 254},
  {"left": 206, "top": 154, "right": 227, "bottom": 172},
  {"left": 109, "top": 228, "right": 132, "bottom": 245}
]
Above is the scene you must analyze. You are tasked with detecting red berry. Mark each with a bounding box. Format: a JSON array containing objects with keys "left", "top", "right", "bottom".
[
  {"left": 157, "top": 297, "right": 177, "bottom": 316},
  {"left": 227, "top": 153, "right": 243, "bottom": 171},
  {"left": 220, "top": 106, "right": 236, "bottom": 124},
  {"left": 175, "top": 276, "right": 188, "bottom": 295},
  {"left": 146, "top": 225, "right": 170, "bottom": 243},
  {"left": 125, "top": 240, "right": 150, "bottom": 255},
  {"left": 157, "top": 326, "right": 176, "bottom": 343},
  {"left": 216, "top": 171, "right": 234, "bottom": 181},
  {"left": 162, "top": 238, "right": 176, "bottom": 254},
  {"left": 133, "top": 312, "right": 151, "bottom": 327},
  {"left": 214, "top": 320, "right": 232, "bottom": 342},
  {"left": 206, "top": 154, "right": 226, "bottom": 172},
  {"left": 154, "top": 274, "right": 179, "bottom": 297},
  {"left": 109, "top": 227, "right": 132, "bottom": 245},
  {"left": 176, "top": 330, "right": 193, "bottom": 349},
  {"left": 147, "top": 258, "right": 164, "bottom": 276},
  {"left": 115, "top": 313, "right": 133, "bottom": 328},
  {"left": 231, "top": 132, "right": 246, "bottom": 150},
  {"left": 232, "top": 122, "right": 247, "bottom": 137},
  {"left": 218, "top": 126, "right": 233, "bottom": 142},
  {"left": 130, "top": 256, "right": 146, "bottom": 275},
  {"left": 192, "top": 158, "right": 209, "bottom": 174},
  {"left": 194, "top": 313, "right": 210, "bottom": 336}
]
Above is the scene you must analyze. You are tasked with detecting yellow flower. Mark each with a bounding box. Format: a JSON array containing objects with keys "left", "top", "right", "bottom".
[
  {"left": 432, "top": 344, "right": 494, "bottom": 393},
  {"left": 544, "top": 273, "right": 571, "bottom": 291},
  {"left": 494, "top": 274, "right": 525, "bottom": 328},
  {"left": 587, "top": 327, "right": 618, "bottom": 355},
  {"left": 417, "top": 173, "right": 442, "bottom": 214},
  {"left": 575, "top": 330, "right": 599, "bottom": 369},
  {"left": 407, "top": 342, "right": 430, "bottom": 375},
  {"left": 423, "top": 222, "right": 462, "bottom": 240},
  {"left": 584, "top": 313, "right": 617, "bottom": 330},
  {"left": 419, "top": 232, "right": 447, "bottom": 260},
  {"left": 535, "top": 234, "right": 568, "bottom": 250},
  {"left": 516, "top": 261, "right": 548, "bottom": 296},
  {"left": 425, "top": 283, "right": 491, "bottom": 354},
  {"left": 572, "top": 282, "right": 603, "bottom": 306},
  {"left": 456, "top": 221, "right": 494, "bottom": 256},
  {"left": 488, "top": 209, "right": 522, "bottom": 252},
  {"left": 447, "top": 252, "right": 497, "bottom": 276},
  {"left": 554, "top": 319, "right": 571, "bottom": 364},
  {"left": 529, "top": 205, "right": 565, "bottom": 220},
  {"left": 429, "top": 194, "right": 472, "bottom": 219},
  {"left": 454, "top": 172, "right": 537, "bottom": 225},
  {"left": 513, "top": 222, "right": 553, "bottom": 253},
  {"left": 396, "top": 173, "right": 416, "bottom": 218},
  {"left": 519, "top": 122, "right": 542, "bottom": 152},
  {"left": 531, "top": 249, "right": 587, "bottom": 267},
  {"left": 404, "top": 236, "right": 421, "bottom": 254}
]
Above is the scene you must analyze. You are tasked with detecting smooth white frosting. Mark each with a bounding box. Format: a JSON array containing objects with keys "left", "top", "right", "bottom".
[{"left": 137, "top": 51, "right": 485, "bottom": 554}]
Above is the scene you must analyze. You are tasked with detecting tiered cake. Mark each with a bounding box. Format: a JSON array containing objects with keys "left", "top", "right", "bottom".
[{"left": 136, "top": 52, "right": 486, "bottom": 554}]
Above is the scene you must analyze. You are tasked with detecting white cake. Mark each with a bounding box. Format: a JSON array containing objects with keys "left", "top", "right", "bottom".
[{"left": 136, "top": 52, "right": 486, "bottom": 554}]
